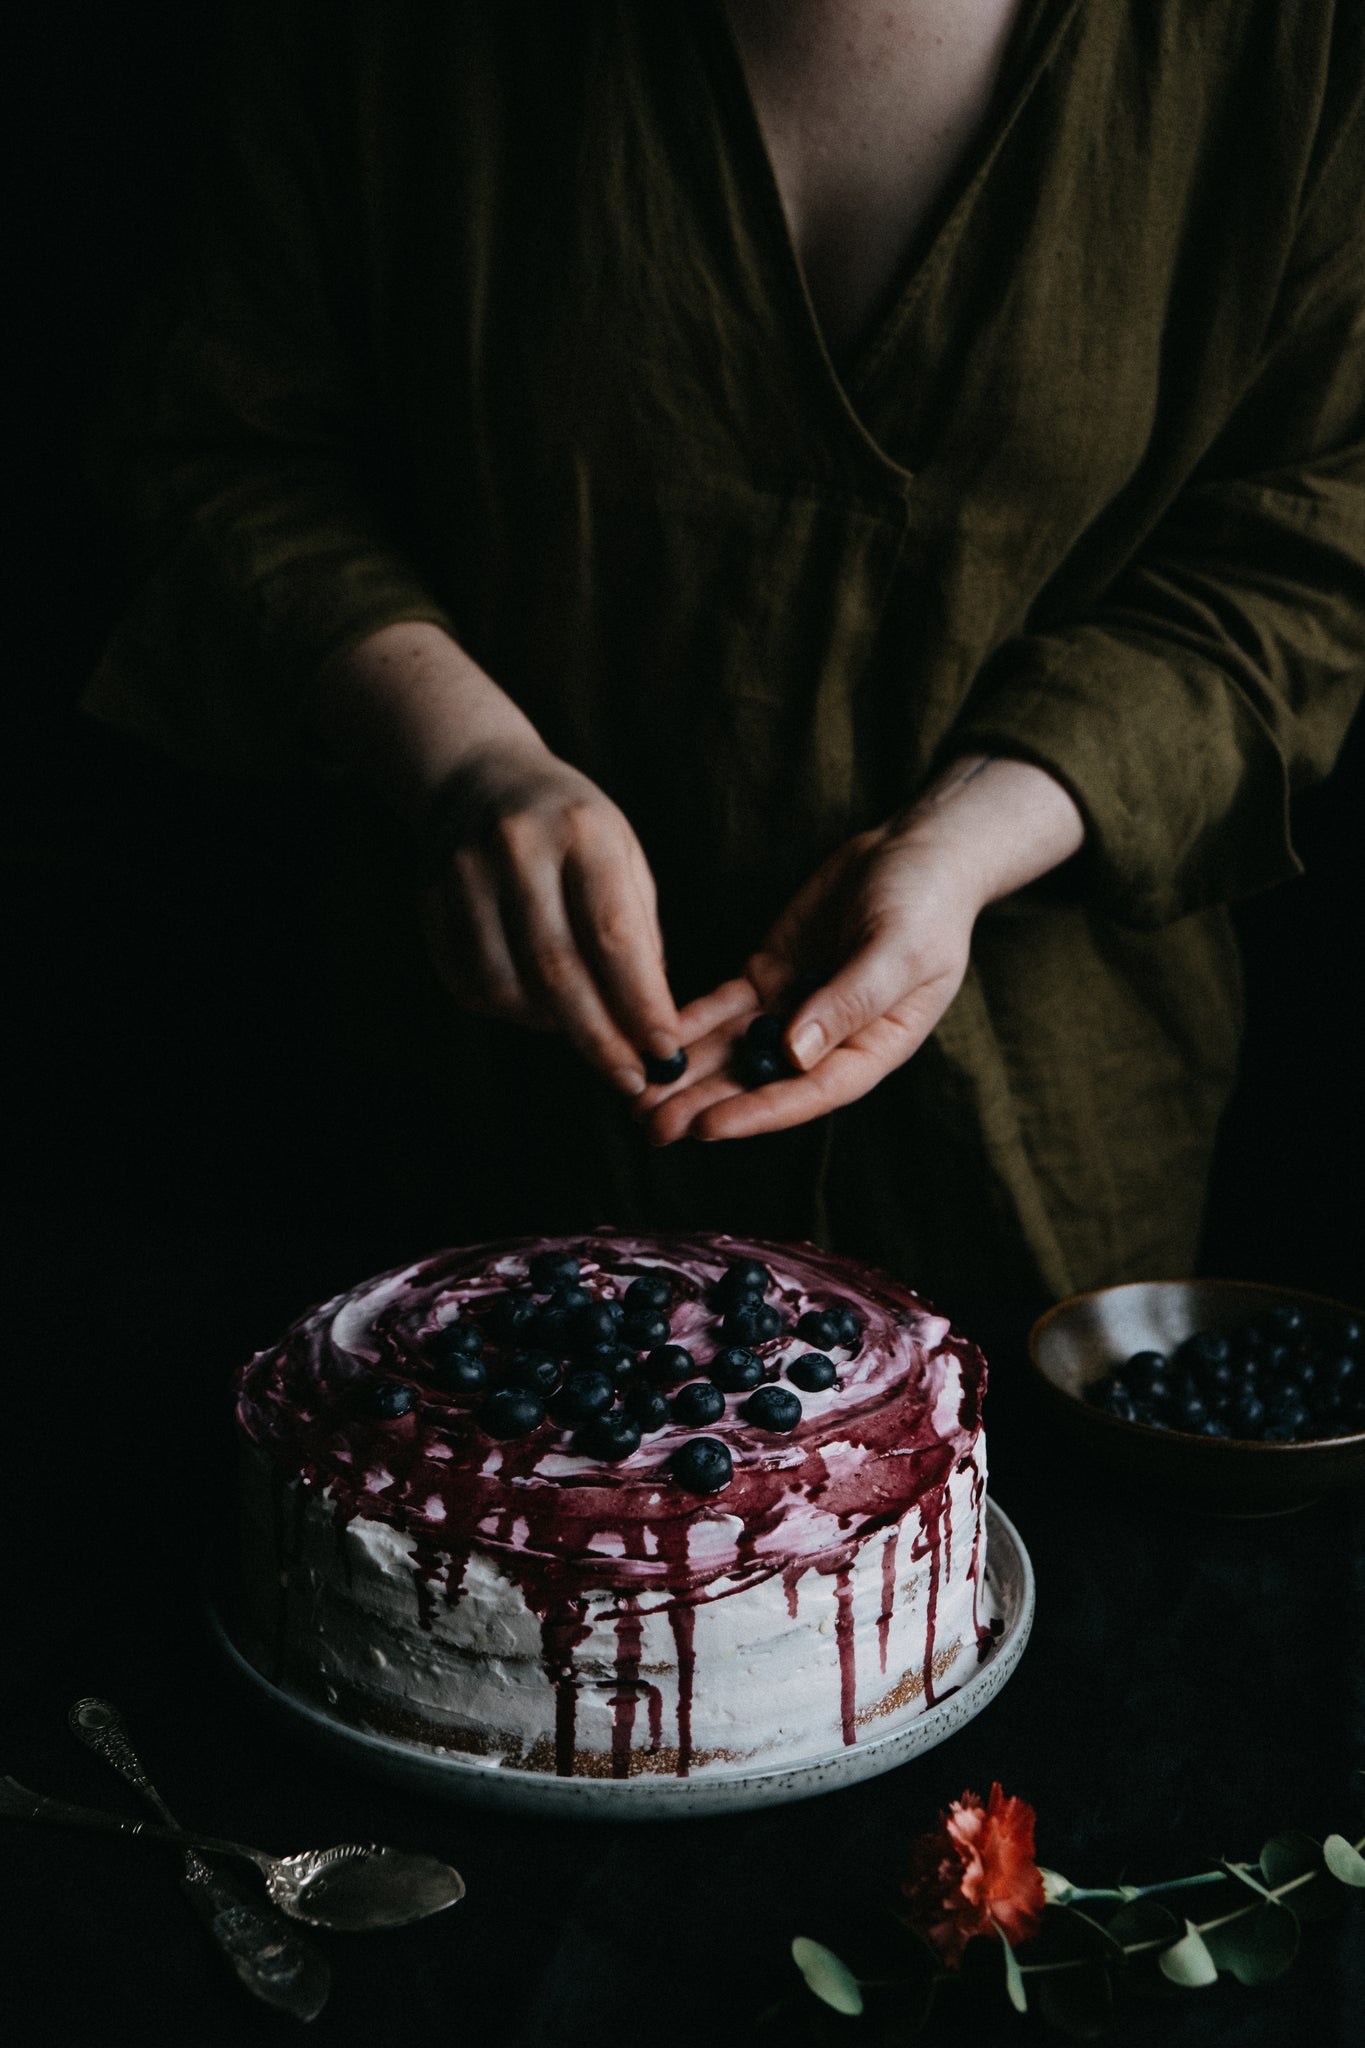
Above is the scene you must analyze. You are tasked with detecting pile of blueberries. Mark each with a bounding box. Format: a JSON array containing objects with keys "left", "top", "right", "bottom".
[
  {"left": 365, "top": 1251, "right": 861, "bottom": 1496},
  {"left": 1086, "top": 1305, "right": 1364, "bottom": 1443}
]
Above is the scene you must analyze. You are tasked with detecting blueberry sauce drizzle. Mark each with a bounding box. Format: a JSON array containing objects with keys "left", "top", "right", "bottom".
[{"left": 237, "top": 1232, "right": 989, "bottom": 1775}]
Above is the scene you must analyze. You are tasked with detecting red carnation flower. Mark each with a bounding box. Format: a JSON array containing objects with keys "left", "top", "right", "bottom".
[{"left": 902, "top": 1783, "right": 1046, "bottom": 1968}]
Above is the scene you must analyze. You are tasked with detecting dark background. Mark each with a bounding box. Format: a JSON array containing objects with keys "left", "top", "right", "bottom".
[{"left": 5, "top": 7, "right": 1363, "bottom": 2046}]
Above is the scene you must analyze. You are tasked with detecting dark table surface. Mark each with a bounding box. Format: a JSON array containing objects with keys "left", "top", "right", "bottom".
[{"left": 5, "top": 1216, "right": 1362, "bottom": 2048}]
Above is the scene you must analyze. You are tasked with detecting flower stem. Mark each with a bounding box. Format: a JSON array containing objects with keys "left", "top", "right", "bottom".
[
  {"left": 1063, "top": 1871, "right": 1229, "bottom": 1903},
  {"left": 1018, "top": 1828, "right": 1365, "bottom": 1979}
]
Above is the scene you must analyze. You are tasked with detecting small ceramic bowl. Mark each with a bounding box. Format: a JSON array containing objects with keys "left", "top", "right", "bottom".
[{"left": 1028, "top": 1279, "right": 1365, "bottom": 1514}]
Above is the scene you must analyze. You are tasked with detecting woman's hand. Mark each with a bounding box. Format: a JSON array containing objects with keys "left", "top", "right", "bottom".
[
  {"left": 638, "top": 756, "right": 1085, "bottom": 1143},
  {"left": 312, "top": 621, "right": 683, "bottom": 1097},
  {"left": 419, "top": 745, "right": 684, "bottom": 1095}
]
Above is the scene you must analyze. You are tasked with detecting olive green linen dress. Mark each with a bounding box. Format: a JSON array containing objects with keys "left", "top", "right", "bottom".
[{"left": 87, "top": 0, "right": 1365, "bottom": 1299}]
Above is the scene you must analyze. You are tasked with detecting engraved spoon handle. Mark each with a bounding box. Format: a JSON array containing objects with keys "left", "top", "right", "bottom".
[
  {"left": 0, "top": 1774, "right": 272, "bottom": 1871},
  {"left": 68, "top": 1698, "right": 178, "bottom": 1827}
]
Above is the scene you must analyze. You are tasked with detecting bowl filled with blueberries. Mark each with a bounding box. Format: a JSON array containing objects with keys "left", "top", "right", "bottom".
[{"left": 1027, "top": 1280, "right": 1365, "bottom": 1513}]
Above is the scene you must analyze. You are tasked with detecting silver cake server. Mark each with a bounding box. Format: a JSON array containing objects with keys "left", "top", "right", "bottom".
[{"left": 67, "top": 1697, "right": 329, "bottom": 2021}]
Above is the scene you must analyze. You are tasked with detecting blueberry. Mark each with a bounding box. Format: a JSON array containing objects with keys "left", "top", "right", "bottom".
[
  {"left": 708, "top": 1345, "right": 764, "bottom": 1392},
  {"left": 548, "top": 1371, "right": 616, "bottom": 1428},
  {"left": 1200, "top": 1359, "right": 1235, "bottom": 1397},
  {"left": 831, "top": 1305, "right": 862, "bottom": 1347},
  {"left": 622, "top": 1308, "right": 672, "bottom": 1351},
  {"left": 1295, "top": 1356, "right": 1319, "bottom": 1391},
  {"left": 480, "top": 1387, "right": 546, "bottom": 1438},
  {"left": 645, "top": 1344, "right": 696, "bottom": 1386},
  {"left": 623, "top": 1383, "right": 671, "bottom": 1433},
  {"left": 529, "top": 1250, "right": 581, "bottom": 1293},
  {"left": 1144, "top": 1373, "right": 1172, "bottom": 1407},
  {"left": 716, "top": 1259, "right": 771, "bottom": 1304},
  {"left": 582, "top": 1342, "right": 638, "bottom": 1380},
  {"left": 532, "top": 1302, "right": 578, "bottom": 1353},
  {"left": 745, "top": 1013, "right": 787, "bottom": 1053},
  {"left": 671, "top": 1381, "right": 726, "bottom": 1427},
  {"left": 736, "top": 1045, "right": 787, "bottom": 1089},
  {"left": 1106, "top": 1388, "right": 1138, "bottom": 1423},
  {"left": 431, "top": 1354, "right": 489, "bottom": 1399},
  {"left": 1263, "top": 1423, "right": 1297, "bottom": 1443},
  {"left": 1201, "top": 1418, "right": 1231, "bottom": 1438},
  {"left": 788, "top": 1352, "right": 837, "bottom": 1392},
  {"left": 574, "top": 1412, "right": 643, "bottom": 1462},
  {"left": 1338, "top": 1316, "right": 1362, "bottom": 1349},
  {"left": 1229, "top": 1395, "right": 1266, "bottom": 1438},
  {"left": 490, "top": 1289, "right": 539, "bottom": 1343},
  {"left": 722, "top": 1301, "right": 783, "bottom": 1346},
  {"left": 1124, "top": 1350, "right": 1166, "bottom": 1391},
  {"left": 741, "top": 1385, "right": 803, "bottom": 1432},
  {"left": 1268, "top": 1304, "right": 1306, "bottom": 1336},
  {"left": 669, "top": 1437, "right": 733, "bottom": 1495},
  {"left": 798, "top": 1308, "right": 845, "bottom": 1350},
  {"left": 505, "top": 1349, "right": 563, "bottom": 1397},
  {"left": 552, "top": 1282, "right": 594, "bottom": 1315},
  {"left": 431, "top": 1318, "right": 484, "bottom": 1359},
  {"left": 575, "top": 1300, "right": 625, "bottom": 1349},
  {"left": 625, "top": 1275, "right": 673, "bottom": 1314},
  {"left": 1311, "top": 1388, "right": 1345, "bottom": 1424},
  {"left": 1324, "top": 1353, "right": 1358, "bottom": 1388},
  {"left": 1262, "top": 1342, "right": 1291, "bottom": 1375},
  {"left": 1177, "top": 1330, "right": 1230, "bottom": 1371},
  {"left": 1176, "top": 1393, "right": 1208, "bottom": 1431},
  {"left": 1268, "top": 1393, "right": 1309, "bottom": 1432},
  {"left": 363, "top": 1382, "right": 415, "bottom": 1419},
  {"left": 643, "top": 1048, "right": 688, "bottom": 1085}
]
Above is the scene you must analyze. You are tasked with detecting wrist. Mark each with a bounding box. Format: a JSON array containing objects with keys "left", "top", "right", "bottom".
[
  {"left": 887, "top": 755, "right": 1086, "bottom": 911},
  {"left": 311, "top": 621, "right": 552, "bottom": 830}
]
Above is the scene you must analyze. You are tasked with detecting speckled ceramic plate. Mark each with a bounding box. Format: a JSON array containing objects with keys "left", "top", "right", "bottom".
[{"left": 204, "top": 1499, "right": 1033, "bottom": 1820}]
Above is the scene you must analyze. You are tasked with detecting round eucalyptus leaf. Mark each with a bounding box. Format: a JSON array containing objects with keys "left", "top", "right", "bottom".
[
  {"left": 1157, "top": 1921, "right": 1218, "bottom": 1988},
  {"left": 1001, "top": 1937, "right": 1028, "bottom": 2014},
  {"left": 1032, "top": 1904, "right": 1123, "bottom": 1964},
  {"left": 1323, "top": 1835, "right": 1365, "bottom": 1887},
  {"left": 791, "top": 1936, "right": 865, "bottom": 2016},
  {"left": 1107, "top": 1898, "right": 1181, "bottom": 1950},
  {"left": 1260, "top": 1830, "right": 1342, "bottom": 1921},
  {"left": 1038, "top": 1960, "right": 1114, "bottom": 2041},
  {"left": 1204, "top": 1901, "right": 1299, "bottom": 1985}
]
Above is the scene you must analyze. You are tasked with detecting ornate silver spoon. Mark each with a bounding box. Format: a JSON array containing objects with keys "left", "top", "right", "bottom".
[
  {"left": 67, "top": 1698, "right": 330, "bottom": 2019},
  {"left": 0, "top": 1769, "right": 465, "bottom": 1932}
]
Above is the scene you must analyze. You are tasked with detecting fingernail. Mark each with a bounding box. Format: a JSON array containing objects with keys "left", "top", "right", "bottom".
[
  {"left": 612, "top": 1067, "right": 647, "bottom": 1098},
  {"left": 790, "top": 1022, "right": 825, "bottom": 1068}
]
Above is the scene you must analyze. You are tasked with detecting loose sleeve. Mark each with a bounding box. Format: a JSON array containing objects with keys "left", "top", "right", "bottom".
[
  {"left": 950, "top": 38, "right": 1365, "bottom": 929},
  {"left": 85, "top": 1, "right": 452, "bottom": 776}
]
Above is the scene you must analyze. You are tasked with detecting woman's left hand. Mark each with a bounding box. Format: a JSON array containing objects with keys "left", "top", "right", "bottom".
[{"left": 637, "top": 755, "right": 1085, "bottom": 1144}]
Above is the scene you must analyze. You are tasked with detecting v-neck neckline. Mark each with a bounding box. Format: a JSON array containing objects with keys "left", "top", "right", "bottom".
[{"left": 694, "top": 0, "right": 1084, "bottom": 477}]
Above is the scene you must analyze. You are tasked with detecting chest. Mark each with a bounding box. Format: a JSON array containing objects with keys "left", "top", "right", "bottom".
[{"left": 722, "top": 0, "right": 1027, "bottom": 360}]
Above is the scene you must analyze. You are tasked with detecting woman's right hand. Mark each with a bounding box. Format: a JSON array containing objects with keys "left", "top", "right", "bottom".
[
  {"left": 312, "top": 621, "right": 683, "bottom": 1099},
  {"left": 419, "top": 743, "right": 684, "bottom": 1097}
]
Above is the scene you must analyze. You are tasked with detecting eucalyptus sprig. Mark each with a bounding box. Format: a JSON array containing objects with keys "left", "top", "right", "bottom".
[{"left": 790, "top": 1805, "right": 1365, "bottom": 2039}]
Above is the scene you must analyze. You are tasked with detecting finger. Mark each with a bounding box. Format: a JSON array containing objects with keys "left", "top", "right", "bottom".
[
  {"left": 634, "top": 1009, "right": 757, "bottom": 1126},
  {"left": 501, "top": 860, "right": 651, "bottom": 1094},
  {"left": 562, "top": 840, "right": 683, "bottom": 1063},
  {"left": 695, "top": 979, "right": 959, "bottom": 1138},
  {"left": 693, "top": 1026, "right": 914, "bottom": 1138},
  {"left": 420, "top": 869, "right": 547, "bottom": 1028},
  {"left": 675, "top": 977, "right": 759, "bottom": 1045},
  {"left": 642, "top": 1062, "right": 751, "bottom": 1146},
  {"left": 780, "top": 928, "right": 913, "bottom": 1072}
]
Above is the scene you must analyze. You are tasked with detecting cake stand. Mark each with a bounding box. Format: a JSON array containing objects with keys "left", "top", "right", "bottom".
[{"left": 204, "top": 1499, "right": 1033, "bottom": 1820}]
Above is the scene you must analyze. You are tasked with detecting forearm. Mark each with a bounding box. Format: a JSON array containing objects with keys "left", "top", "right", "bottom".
[
  {"left": 887, "top": 755, "right": 1086, "bottom": 911},
  {"left": 310, "top": 621, "right": 552, "bottom": 832}
]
